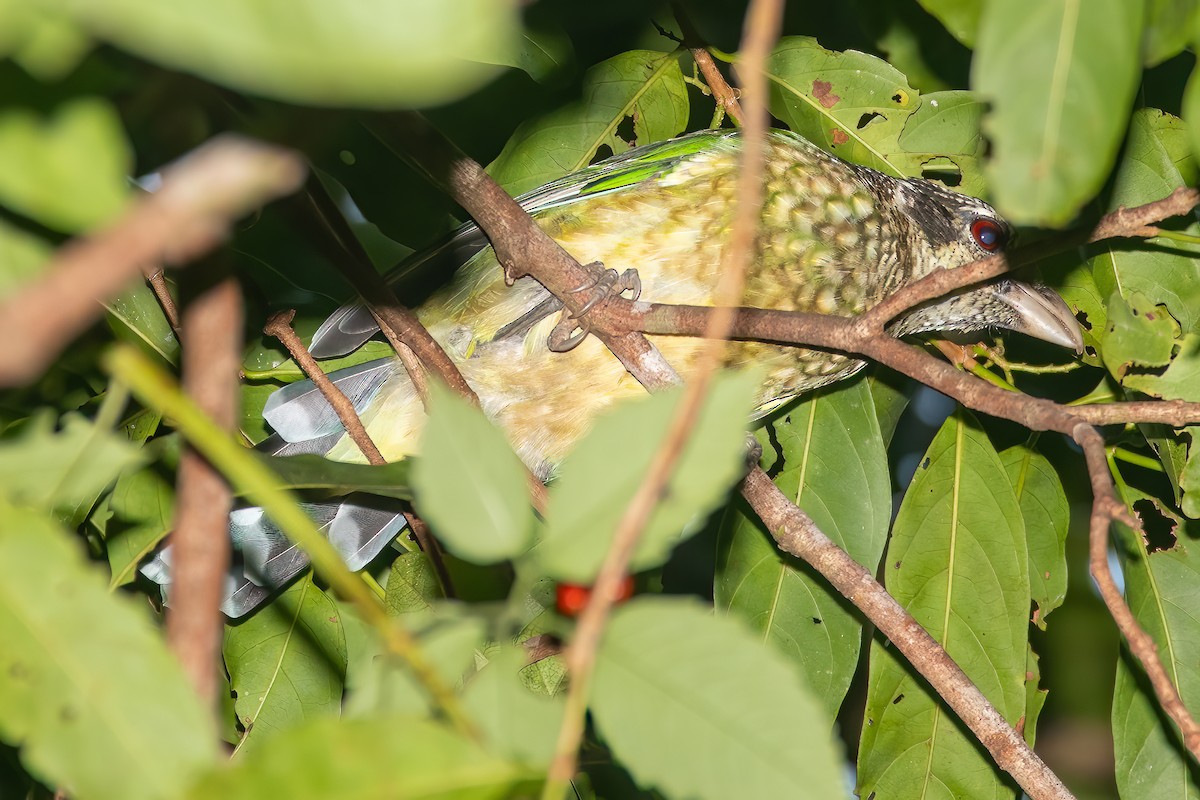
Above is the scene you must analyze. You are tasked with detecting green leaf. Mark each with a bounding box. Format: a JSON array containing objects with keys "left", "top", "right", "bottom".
[
  {"left": 1143, "top": 0, "right": 1198, "bottom": 66},
  {"left": 224, "top": 576, "right": 347, "bottom": 755},
  {"left": 344, "top": 611, "right": 485, "bottom": 718},
  {"left": 412, "top": 384, "right": 533, "bottom": 564},
  {"left": 535, "top": 369, "right": 758, "bottom": 583},
  {"left": 0, "top": 216, "right": 51, "bottom": 298},
  {"left": 187, "top": 715, "right": 537, "bottom": 800},
  {"left": 858, "top": 412, "right": 1028, "bottom": 798},
  {"left": 1111, "top": 491, "right": 1200, "bottom": 799},
  {"left": 0, "top": 411, "right": 145, "bottom": 515},
  {"left": 106, "top": 282, "right": 181, "bottom": 367},
  {"left": 868, "top": 369, "right": 911, "bottom": 446},
  {"left": 57, "top": 0, "right": 520, "bottom": 109},
  {"left": 254, "top": 451, "right": 412, "bottom": 501},
  {"left": 242, "top": 341, "right": 396, "bottom": 383},
  {"left": 1001, "top": 445, "right": 1069, "bottom": 628},
  {"left": 1126, "top": 333, "right": 1200, "bottom": 400},
  {"left": 916, "top": 0, "right": 983, "bottom": 46},
  {"left": 105, "top": 465, "right": 174, "bottom": 588},
  {"left": 765, "top": 37, "right": 920, "bottom": 177},
  {"left": 1090, "top": 109, "right": 1200, "bottom": 334},
  {"left": 591, "top": 597, "right": 844, "bottom": 800},
  {"left": 0, "top": 98, "right": 130, "bottom": 231},
  {"left": 716, "top": 379, "right": 889, "bottom": 720},
  {"left": 0, "top": 2, "right": 90, "bottom": 79},
  {"left": 463, "top": 646, "right": 564, "bottom": 768},
  {"left": 1101, "top": 291, "right": 1177, "bottom": 381},
  {"left": 0, "top": 505, "right": 216, "bottom": 800},
  {"left": 488, "top": 49, "right": 689, "bottom": 196},
  {"left": 973, "top": 0, "right": 1145, "bottom": 225},
  {"left": 896, "top": 90, "right": 987, "bottom": 196},
  {"left": 385, "top": 550, "right": 444, "bottom": 616}
]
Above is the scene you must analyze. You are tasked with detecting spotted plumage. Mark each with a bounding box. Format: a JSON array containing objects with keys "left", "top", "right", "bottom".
[{"left": 142, "top": 128, "right": 1083, "bottom": 616}]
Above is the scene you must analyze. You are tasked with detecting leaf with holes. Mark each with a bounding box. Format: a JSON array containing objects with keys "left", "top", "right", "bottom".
[
  {"left": 1111, "top": 489, "right": 1200, "bottom": 799},
  {"left": 1101, "top": 291, "right": 1177, "bottom": 382},
  {"left": 858, "top": 412, "right": 1028, "bottom": 798},
  {"left": 489, "top": 49, "right": 689, "bottom": 196},
  {"left": 896, "top": 90, "right": 987, "bottom": 196},
  {"left": 716, "top": 379, "right": 889, "bottom": 720}
]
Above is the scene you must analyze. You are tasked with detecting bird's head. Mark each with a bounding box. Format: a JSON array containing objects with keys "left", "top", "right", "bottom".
[{"left": 885, "top": 178, "right": 1084, "bottom": 353}]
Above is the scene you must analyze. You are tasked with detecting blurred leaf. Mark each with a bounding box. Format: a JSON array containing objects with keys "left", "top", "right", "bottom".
[
  {"left": 716, "top": 380, "right": 889, "bottom": 720},
  {"left": 1090, "top": 109, "right": 1200, "bottom": 334},
  {"left": 591, "top": 598, "right": 844, "bottom": 799},
  {"left": 1143, "top": 0, "right": 1198, "bottom": 66},
  {"left": 1178, "top": 426, "right": 1200, "bottom": 517},
  {"left": 916, "top": 0, "right": 982, "bottom": 46},
  {"left": 859, "top": 413, "right": 1028, "bottom": 798},
  {"left": 344, "top": 611, "right": 484, "bottom": 718},
  {"left": 1101, "top": 291, "right": 1177, "bottom": 381},
  {"left": 505, "top": 26, "right": 575, "bottom": 86},
  {"left": 973, "top": 0, "right": 1145, "bottom": 225},
  {"left": 187, "top": 715, "right": 536, "bottom": 799},
  {"left": 106, "top": 282, "right": 181, "bottom": 366},
  {"left": 0, "top": 97, "right": 130, "bottom": 230},
  {"left": 55, "top": 0, "right": 520, "bottom": 108},
  {"left": 252, "top": 452, "right": 412, "bottom": 500},
  {"left": 1001, "top": 444, "right": 1069, "bottom": 628},
  {"left": 463, "top": 646, "right": 564, "bottom": 768},
  {"left": 224, "top": 576, "right": 347, "bottom": 755},
  {"left": 1111, "top": 490, "right": 1200, "bottom": 799},
  {"left": 385, "top": 550, "right": 443, "bottom": 616},
  {"left": 0, "top": 216, "right": 51, "bottom": 298},
  {"left": 536, "top": 369, "right": 757, "bottom": 583},
  {"left": 0, "top": 411, "right": 144, "bottom": 515},
  {"left": 489, "top": 49, "right": 689, "bottom": 195},
  {"left": 0, "top": 504, "right": 216, "bottom": 800},
  {"left": 0, "top": 2, "right": 90, "bottom": 79},
  {"left": 412, "top": 384, "right": 533, "bottom": 564},
  {"left": 105, "top": 465, "right": 173, "bottom": 587}
]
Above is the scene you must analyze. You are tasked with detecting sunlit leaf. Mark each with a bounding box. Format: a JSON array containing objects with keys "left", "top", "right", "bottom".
[{"left": 0, "top": 505, "right": 217, "bottom": 800}]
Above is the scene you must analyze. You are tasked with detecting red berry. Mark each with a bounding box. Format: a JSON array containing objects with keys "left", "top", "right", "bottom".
[{"left": 555, "top": 576, "right": 635, "bottom": 617}]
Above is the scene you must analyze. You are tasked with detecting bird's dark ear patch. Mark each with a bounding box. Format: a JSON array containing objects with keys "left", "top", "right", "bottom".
[{"left": 895, "top": 180, "right": 961, "bottom": 247}]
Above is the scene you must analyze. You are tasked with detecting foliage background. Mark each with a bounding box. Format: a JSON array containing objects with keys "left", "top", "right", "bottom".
[{"left": 1, "top": 1, "right": 1198, "bottom": 799}]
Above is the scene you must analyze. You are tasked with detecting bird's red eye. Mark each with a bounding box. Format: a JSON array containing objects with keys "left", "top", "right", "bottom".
[{"left": 970, "top": 218, "right": 1005, "bottom": 252}]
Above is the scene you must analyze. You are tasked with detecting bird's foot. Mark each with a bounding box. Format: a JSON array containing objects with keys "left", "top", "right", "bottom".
[{"left": 548, "top": 264, "right": 642, "bottom": 352}]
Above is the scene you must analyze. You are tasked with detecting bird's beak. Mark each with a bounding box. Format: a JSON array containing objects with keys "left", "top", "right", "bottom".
[{"left": 995, "top": 281, "right": 1084, "bottom": 353}]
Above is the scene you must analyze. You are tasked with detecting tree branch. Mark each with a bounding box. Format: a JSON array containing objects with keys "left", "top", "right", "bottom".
[{"left": 166, "top": 263, "right": 241, "bottom": 712}]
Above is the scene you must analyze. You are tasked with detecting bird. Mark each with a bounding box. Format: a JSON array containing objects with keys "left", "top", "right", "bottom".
[{"left": 140, "top": 128, "right": 1083, "bottom": 616}]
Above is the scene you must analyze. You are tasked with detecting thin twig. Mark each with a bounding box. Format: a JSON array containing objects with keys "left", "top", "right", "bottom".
[
  {"left": 143, "top": 266, "right": 180, "bottom": 331},
  {"left": 264, "top": 309, "right": 459, "bottom": 598},
  {"left": 1081, "top": 428, "right": 1200, "bottom": 758},
  {"left": 166, "top": 265, "right": 241, "bottom": 711},
  {"left": 301, "top": 181, "right": 469, "bottom": 408},
  {"left": 264, "top": 309, "right": 386, "bottom": 464},
  {"left": 0, "top": 136, "right": 305, "bottom": 387},
  {"left": 856, "top": 187, "right": 1200, "bottom": 334},
  {"left": 672, "top": 0, "right": 745, "bottom": 125},
  {"left": 544, "top": 1, "right": 782, "bottom": 794}
]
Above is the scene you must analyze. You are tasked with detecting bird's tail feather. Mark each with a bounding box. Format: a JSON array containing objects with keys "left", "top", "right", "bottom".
[{"left": 138, "top": 359, "right": 410, "bottom": 618}]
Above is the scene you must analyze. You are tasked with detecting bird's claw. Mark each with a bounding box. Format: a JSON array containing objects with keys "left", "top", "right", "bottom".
[{"left": 548, "top": 264, "right": 642, "bottom": 352}]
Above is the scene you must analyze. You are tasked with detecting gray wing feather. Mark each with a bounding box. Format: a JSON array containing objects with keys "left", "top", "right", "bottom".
[
  {"left": 262, "top": 358, "right": 396, "bottom": 442},
  {"left": 142, "top": 495, "right": 409, "bottom": 618}
]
